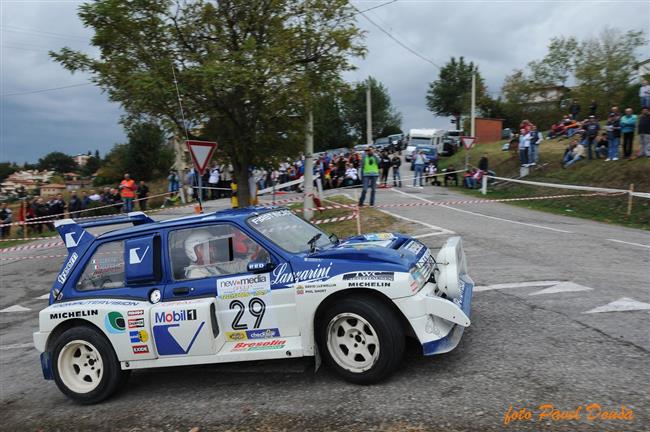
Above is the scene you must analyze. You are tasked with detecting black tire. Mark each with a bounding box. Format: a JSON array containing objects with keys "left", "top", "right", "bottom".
[
  {"left": 317, "top": 295, "right": 404, "bottom": 384},
  {"left": 51, "top": 326, "right": 130, "bottom": 404}
]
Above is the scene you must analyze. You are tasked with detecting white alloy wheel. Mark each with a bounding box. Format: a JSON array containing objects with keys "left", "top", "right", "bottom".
[
  {"left": 57, "top": 339, "right": 104, "bottom": 394},
  {"left": 326, "top": 312, "right": 380, "bottom": 373}
]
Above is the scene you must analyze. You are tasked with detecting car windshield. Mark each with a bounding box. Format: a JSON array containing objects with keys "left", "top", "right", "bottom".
[
  {"left": 248, "top": 209, "right": 333, "bottom": 253},
  {"left": 411, "top": 138, "right": 431, "bottom": 145},
  {"left": 417, "top": 147, "right": 436, "bottom": 155}
]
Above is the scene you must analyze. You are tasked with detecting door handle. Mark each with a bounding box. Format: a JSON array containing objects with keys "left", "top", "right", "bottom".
[{"left": 173, "top": 287, "right": 191, "bottom": 296}]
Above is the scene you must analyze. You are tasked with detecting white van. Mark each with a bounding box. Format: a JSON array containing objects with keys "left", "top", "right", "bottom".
[{"left": 405, "top": 129, "right": 446, "bottom": 161}]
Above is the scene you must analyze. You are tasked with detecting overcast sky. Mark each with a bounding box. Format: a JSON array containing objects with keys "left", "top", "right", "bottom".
[{"left": 1, "top": 0, "right": 649, "bottom": 163}]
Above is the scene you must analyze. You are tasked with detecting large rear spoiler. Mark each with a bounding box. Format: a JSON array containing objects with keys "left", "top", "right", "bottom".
[{"left": 54, "top": 211, "right": 155, "bottom": 251}]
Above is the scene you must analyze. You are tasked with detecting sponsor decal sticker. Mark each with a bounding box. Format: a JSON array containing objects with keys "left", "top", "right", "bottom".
[
  {"left": 295, "top": 285, "right": 305, "bottom": 295},
  {"left": 246, "top": 328, "right": 280, "bottom": 339},
  {"left": 217, "top": 274, "right": 271, "bottom": 299},
  {"left": 128, "top": 318, "right": 145, "bottom": 328},
  {"left": 231, "top": 339, "right": 286, "bottom": 352},
  {"left": 49, "top": 299, "right": 141, "bottom": 308},
  {"left": 342, "top": 271, "right": 394, "bottom": 281},
  {"left": 129, "top": 330, "right": 149, "bottom": 343},
  {"left": 57, "top": 252, "right": 79, "bottom": 284},
  {"left": 271, "top": 262, "right": 333, "bottom": 285},
  {"left": 404, "top": 241, "right": 424, "bottom": 255},
  {"left": 132, "top": 344, "right": 149, "bottom": 354},
  {"left": 249, "top": 210, "right": 292, "bottom": 225},
  {"left": 348, "top": 281, "right": 391, "bottom": 288},
  {"left": 154, "top": 309, "right": 196, "bottom": 324},
  {"left": 127, "top": 309, "right": 144, "bottom": 317},
  {"left": 153, "top": 321, "right": 205, "bottom": 356},
  {"left": 104, "top": 311, "right": 126, "bottom": 334},
  {"left": 50, "top": 310, "right": 99, "bottom": 320},
  {"left": 225, "top": 331, "right": 248, "bottom": 341},
  {"left": 363, "top": 233, "right": 395, "bottom": 241}
]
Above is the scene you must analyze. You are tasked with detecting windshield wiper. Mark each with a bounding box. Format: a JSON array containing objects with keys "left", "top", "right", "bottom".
[{"left": 307, "top": 233, "right": 322, "bottom": 253}]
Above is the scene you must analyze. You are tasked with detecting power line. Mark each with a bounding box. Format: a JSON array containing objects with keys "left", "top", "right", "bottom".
[
  {"left": 1, "top": 83, "right": 93, "bottom": 97},
  {"left": 357, "top": 0, "right": 398, "bottom": 14},
  {"left": 0, "top": 25, "right": 88, "bottom": 42},
  {"left": 354, "top": 5, "right": 441, "bottom": 70}
]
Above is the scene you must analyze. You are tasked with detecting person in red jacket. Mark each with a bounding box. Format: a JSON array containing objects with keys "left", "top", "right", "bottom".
[{"left": 119, "top": 173, "right": 136, "bottom": 213}]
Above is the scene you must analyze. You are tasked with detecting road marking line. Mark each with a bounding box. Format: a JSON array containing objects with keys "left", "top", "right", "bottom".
[
  {"left": 0, "top": 305, "right": 30, "bottom": 313},
  {"left": 606, "top": 238, "right": 650, "bottom": 249},
  {"left": 584, "top": 297, "right": 650, "bottom": 314},
  {"left": 36, "top": 293, "right": 50, "bottom": 299},
  {"left": 0, "top": 343, "right": 34, "bottom": 350},
  {"left": 474, "top": 281, "right": 561, "bottom": 292},
  {"left": 390, "top": 188, "right": 574, "bottom": 234},
  {"left": 413, "top": 232, "right": 448, "bottom": 239},
  {"left": 529, "top": 282, "right": 593, "bottom": 296}
]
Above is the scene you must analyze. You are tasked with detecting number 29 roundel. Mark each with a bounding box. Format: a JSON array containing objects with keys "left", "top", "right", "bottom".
[{"left": 216, "top": 273, "right": 273, "bottom": 331}]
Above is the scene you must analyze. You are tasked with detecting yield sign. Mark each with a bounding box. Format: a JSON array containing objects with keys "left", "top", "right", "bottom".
[
  {"left": 186, "top": 140, "right": 217, "bottom": 176},
  {"left": 461, "top": 136, "right": 476, "bottom": 150}
]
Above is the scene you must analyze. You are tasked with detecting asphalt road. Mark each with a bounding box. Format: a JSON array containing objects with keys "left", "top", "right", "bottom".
[{"left": 1, "top": 171, "right": 649, "bottom": 431}]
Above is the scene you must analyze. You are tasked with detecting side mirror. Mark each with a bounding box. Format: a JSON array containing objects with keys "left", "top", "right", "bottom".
[{"left": 247, "top": 261, "right": 276, "bottom": 274}]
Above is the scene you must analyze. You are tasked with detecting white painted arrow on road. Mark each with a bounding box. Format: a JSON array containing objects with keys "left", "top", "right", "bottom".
[
  {"left": 529, "top": 281, "right": 593, "bottom": 296},
  {"left": 0, "top": 305, "right": 30, "bottom": 313},
  {"left": 584, "top": 297, "right": 650, "bottom": 314},
  {"left": 474, "top": 280, "right": 560, "bottom": 292}
]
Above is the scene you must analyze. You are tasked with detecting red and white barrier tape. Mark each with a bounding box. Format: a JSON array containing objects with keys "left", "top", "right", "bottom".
[
  {"left": 0, "top": 252, "right": 68, "bottom": 262},
  {"left": 311, "top": 212, "right": 358, "bottom": 225},
  {"left": 0, "top": 240, "right": 64, "bottom": 253}
]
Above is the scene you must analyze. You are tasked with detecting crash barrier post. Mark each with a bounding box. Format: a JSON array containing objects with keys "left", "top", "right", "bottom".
[
  {"left": 627, "top": 183, "right": 634, "bottom": 216},
  {"left": 481, "top": 175, "right": 487, "bottom": 195}
]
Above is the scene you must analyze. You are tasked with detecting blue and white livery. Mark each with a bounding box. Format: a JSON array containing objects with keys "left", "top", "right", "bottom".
[{"left": 34, "top": 207, "right": 473, "bottom": 404}]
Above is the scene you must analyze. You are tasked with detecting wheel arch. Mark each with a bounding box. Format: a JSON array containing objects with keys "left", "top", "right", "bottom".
[
  {"left": 313, "top": 288, "right": 413, "bottom": 338},
  {"left": 45, "top": 318, "right": 107, "bottom": 352}
]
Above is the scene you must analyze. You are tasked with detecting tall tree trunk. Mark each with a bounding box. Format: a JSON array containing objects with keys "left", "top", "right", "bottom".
[{"left": 234, "top": 161, "right": 250, "bottom": 207}]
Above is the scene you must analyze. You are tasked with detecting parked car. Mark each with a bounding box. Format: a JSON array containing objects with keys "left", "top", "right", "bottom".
[{"left": 35, "top": 209, "right": 474, "bottom": 404}]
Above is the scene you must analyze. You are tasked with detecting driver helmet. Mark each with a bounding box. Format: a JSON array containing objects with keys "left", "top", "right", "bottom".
[{"left": 184, "top": 230, "right": 216, "bottom": 264}]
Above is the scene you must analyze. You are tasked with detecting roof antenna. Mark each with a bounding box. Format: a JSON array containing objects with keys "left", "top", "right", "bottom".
[{"left": 171, "top": 63, "right": 202, "bottom": 213}]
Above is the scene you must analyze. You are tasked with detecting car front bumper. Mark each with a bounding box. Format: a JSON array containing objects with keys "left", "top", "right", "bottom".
[{"left": 394, "top": 274, "right": 473, "bottom": 356}]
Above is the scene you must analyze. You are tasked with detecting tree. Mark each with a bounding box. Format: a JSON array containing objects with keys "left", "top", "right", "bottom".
[
  {"left": 573, "top": 28, "right": 646, "bottom": 110},
  {"left": 80, "top": 155, "right": 102, "bottom": 177},
  {"left": 426, "top": 57, "right": 486, "bottom": 127},
  {"left": 528, "top": 36, "right": 579, "bottom": 87},
  {"left": 0, "top": 162, "right": 18, "bottom": 183},
  {"left": 51, "top": 0, "right": 364, "bottom": 205},
  {"left": 342, "top": 76, "right": 402, "bottom": 142},
  {"left": 37, "top": 152, "right": 78, "bottom": 174},
  {"left": 312, "top": 86, "right": 354, "bottom": 151}
]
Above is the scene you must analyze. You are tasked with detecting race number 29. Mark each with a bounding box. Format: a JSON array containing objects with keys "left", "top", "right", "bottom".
[{"left": 229, "top": 297, "right": 266, "bottom": 330}]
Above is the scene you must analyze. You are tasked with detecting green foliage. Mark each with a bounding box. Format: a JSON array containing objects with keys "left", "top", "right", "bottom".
[
  {"left": 528, "top": 36, "right": 579, "bottom": 86},
  {"left": 0, "top": 162, "right": 18, "bottom": 183},
  {"left": 379, "top": 125, "right": 403, "bottom": 138},
  {"left": 80, "top": 156, "right": 102, "bottom": 177},
  {"left": 51, "top": 0, "right": 364, "bottom": 204},
  {"left": 426, "top": 57, "right": 486, "bottom": 124},
  {"left": 312, "top": 86, "right": 354, "bottom": 151},
  {"left": 37, "top": 152, "right": 78, "bottom": 174},
  {"left": 343, "top": 76, "right": 402, "bottom": 142}
]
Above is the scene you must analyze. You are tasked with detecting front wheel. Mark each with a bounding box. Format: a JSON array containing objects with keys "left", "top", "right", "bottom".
[
  {"left": 317, "top": 295, "right": 404, "bottom": 384},
  {"left": 52, "top": 326, "right": 130, "bottom": 404}
]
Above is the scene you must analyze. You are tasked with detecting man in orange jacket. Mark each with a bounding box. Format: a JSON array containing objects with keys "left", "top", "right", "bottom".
[{"left": 119, "top": 173, "right": 136, "bottom": 213}]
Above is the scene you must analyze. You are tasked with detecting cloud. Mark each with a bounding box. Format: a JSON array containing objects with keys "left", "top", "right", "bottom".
[{"left": 1, "top": 0, "right": 649, "bottom": 162}]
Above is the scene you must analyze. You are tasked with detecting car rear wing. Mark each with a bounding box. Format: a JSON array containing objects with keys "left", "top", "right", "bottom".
[{"left": 54, "top": 211, "right": 155, "bottom": 252}]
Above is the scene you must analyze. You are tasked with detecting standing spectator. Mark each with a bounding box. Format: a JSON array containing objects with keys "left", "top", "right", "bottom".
[
  {"left": 81, "top": 191, "right": 91, "bottom": 209},
  {"left": 137, "top": 180, "right": 149, "bottom": 211},
  {"left": 569, "top": 100, "right": 581, "bottom": 120},
  {"left": 119, "top": 173, "right": 136, "bottom": 212},
  {"left": 478, "top": 153, "right": 489, "bottom": 173},
  {"left": 589, "top": 99, "right": 598, "bottom": 117},
  {"left": 358, "top": 147, "right": 380, "bottom": 207},
  {"left": 186, "top": 168, "right": 199, "bottom": 201},
  {"left": 167, "top": 170, "right": 180, "bottom": 195},
  {"left": 391, "top": 153, "right": 402, "bottom": 187},
  {"left": 69, "top": 192, "right": 82, "bottom": 218},
  {"left": 637, "top": 107, "right": 650, "bottom": 157},
  {"left": 584, "top": 116, "right": 600, "bottom": 160},
  {"left": 208, "top": 164, "right": 220, "bottom": 200},
  {"left": 605, "top": 112, "right": 621, "bottom": 161},
  {"left": 88, "top": 190, "right": 102, "bottom": 202},
  {"left": 379, "top": 151, "right": 391, "bottom": 187},
  {"left": 110, "top": 188, "right": 123, "bottom": 212},
  {"left": 620, "top": 108, "right": 637, "bottom": 159},
  {"left": 640, "top": 79, "right": 650, "bottom": 108},
  {"left": 529, "top": 125, "right": 542, "bottom": 164},
  {"left": 412, "top": 151, "right": 426, "bottom": 187},
  {"left": 519, "top": 129, "right": 530, "bottom": 167},
  {"left": 0, "top": 202, "right": 12, "bottom": 238},
  {"left": 201, "top": 170, "right": 210, "bottom": 201},
  {"left": 50, "top": 193, "right": 66, "bottom": 219}
]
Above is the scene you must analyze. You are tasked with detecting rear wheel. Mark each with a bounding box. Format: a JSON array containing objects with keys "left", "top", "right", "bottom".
[
  {"left": 317, "top": 295, "right": 404, "bottom": 384},
  {"left": 52, "top": 326, "right": 130, "bottom": 404}
]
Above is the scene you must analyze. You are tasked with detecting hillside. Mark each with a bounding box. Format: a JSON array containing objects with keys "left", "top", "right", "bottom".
[{"left": 437, "top": 136, "right": 650, "bottom": 229}]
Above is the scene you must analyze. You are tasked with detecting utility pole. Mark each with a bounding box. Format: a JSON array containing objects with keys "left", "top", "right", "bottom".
[
  {"left": 366, "top": 78, "right": 373, "bottom": 144},
  {"left": 466, "top": 72, "right": 476, "bottom": 170},
  {"left": 303, "top": 110, "right": 315, "bottom": 220}
]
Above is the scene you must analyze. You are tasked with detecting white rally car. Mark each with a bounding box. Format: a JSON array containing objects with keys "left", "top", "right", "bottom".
[{"left": 34, "top": 207, "right": 473, "bottom": 404}]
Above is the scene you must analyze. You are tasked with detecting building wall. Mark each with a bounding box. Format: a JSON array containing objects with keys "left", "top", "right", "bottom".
[{"left": 476, "top": 118, "right": 503, "bottom": 144}]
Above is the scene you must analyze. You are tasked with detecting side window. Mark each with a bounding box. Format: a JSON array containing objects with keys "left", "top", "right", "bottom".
[
  {"left": 76, "top": 241, "right": 125, "bottom": 291},
  {"left": 169, "top": 224, "right": 270, "bottom": 281}
]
